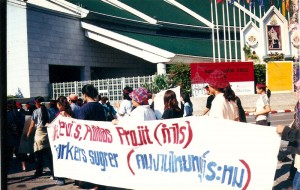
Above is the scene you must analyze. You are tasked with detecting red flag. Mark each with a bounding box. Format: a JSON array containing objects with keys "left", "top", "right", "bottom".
[
  {"left": 286, "top": 0, "right": 290, "bottom": 11},
  {"left": 217, "top": 0, "right": 223, "bottom": 3}
]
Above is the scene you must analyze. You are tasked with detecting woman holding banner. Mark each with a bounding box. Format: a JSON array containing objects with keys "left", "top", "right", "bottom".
[{"left": 206, "top": 69, "right": 239, "bottom": 121}]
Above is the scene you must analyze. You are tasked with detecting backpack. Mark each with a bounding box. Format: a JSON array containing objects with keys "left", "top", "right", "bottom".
[{"left": 105, "top": 105, "right": 115, "bottom": 121}]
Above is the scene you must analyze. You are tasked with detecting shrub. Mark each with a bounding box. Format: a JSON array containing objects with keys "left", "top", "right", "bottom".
[{"left": 168, "top": 63, "right": 191, "bottom": 94}]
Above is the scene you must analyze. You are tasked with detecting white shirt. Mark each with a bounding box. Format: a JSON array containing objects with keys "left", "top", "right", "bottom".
[
  {"left": 121, "top": 105, "right": 156, "bottom": 123},
  {"left": 255, "top": 94, "right": 270, "bottom": 121},
  {"left": 118, "top": 99, "right": 132, "bottom": 119},
  {"left": 294, "top": 154, "right": 300, "bottom": 171},
  {"left": 209, "top": 93, "right": 239, "bottom": 121}
]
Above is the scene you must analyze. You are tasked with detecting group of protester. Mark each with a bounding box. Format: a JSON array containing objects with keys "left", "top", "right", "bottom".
[
  {"left": 8, "top": 69, "right": 300, "bottom": 189},
  {"left": 200, "top": 69, "right": 270, "bottom": 125}
]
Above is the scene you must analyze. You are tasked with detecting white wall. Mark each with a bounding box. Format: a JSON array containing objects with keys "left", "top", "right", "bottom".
[{"left": 7, "top": 0, "right": 30, "bottom": 97}]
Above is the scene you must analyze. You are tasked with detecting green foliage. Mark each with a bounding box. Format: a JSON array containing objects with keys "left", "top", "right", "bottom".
[
  {"left": 142, "top": 74, "right": 170, "bottom": 94},
  {"left": 263, "top": 52, "right": 286, "bottom": 62},
  {"left": 145, "top": 62, "right": 267, "bottom": 95},
  {"left": 168, "top": 63, "right": 191, "bottom": 94},
  {"left": 254, "top": 64, "right": 266, "bottom": 85},
  {"left": 243, "top": 45, "right": 251, "bottom": 56}
]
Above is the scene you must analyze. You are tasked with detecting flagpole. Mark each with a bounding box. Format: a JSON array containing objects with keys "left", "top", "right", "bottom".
[
  {"left": 226, "top": 1, "right": 232, "bottom": 61},
  {"left": 214, "top": 0, "right": 221, "bottom": 62},
  {"left": 259, "top": 4, "right": 262, "bottom": 18},
  {"left": 211, "top": 0, "right": 216, "bottom": 62},
  {"left": 233, "top": 4, "right": 238, "bottom": 61},
  {"left": 222, "top": 3, "right": 227, "bottom": 61},
  {"left": 244, "top": 3, "right": 246, "bottom": 26},
  {"left": 238, "top": 1, "right": 242, "bottom": 32}
]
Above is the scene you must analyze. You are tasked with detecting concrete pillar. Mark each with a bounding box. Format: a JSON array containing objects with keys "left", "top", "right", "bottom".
[{"left": 157, "top": 63, "right": 166, "bottom": 75}]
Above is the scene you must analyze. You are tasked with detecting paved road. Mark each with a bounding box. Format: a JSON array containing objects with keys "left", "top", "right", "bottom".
[{"left": 6, "top": 113, "right": 295, "bottom": 190}]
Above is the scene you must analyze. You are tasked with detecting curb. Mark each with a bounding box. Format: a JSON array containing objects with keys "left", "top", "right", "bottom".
[{"left": 245, "top": 109, "right": 293, "bottom": 116}]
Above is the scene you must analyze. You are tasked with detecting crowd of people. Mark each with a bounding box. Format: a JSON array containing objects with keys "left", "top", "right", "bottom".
[{"left": 8, "top": 69, "right": 295, "bottom": 189}]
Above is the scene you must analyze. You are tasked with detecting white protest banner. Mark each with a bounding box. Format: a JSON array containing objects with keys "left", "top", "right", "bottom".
[
  {"left": 154, "top": 86, "right": 181, "bottom": 119},
  {"left": 48, "top": 115, "right": 281, "bottom": 190}
]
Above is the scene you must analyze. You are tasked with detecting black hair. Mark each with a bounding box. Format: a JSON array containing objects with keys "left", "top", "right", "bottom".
[
  {"left": 96, "top": 94, "right": 102, "bottom": 102},
  {"left": 223, "top": 86, "right": 236, "bottom": 102},
  {"left": 49, "top": 99, "right": 57, "bottom": 108},
  {"left": 35, "top": 96, "right": 49, "bottom": 125},
  {"left": 181, "top": 92, "right": 193, "bottom": 112},
  {"left": 7, "top": 99, "right": 16, "bottom": 111},
  {"left": 123, "top": 86, "right": 133, "bottom": 100},
  {"left": 267, "top": 88, "right": 271, "bottom": 98},
  {"left": 57, "top": 96, "right": 74, "bottom": 117},
  {"left": 82, "top": 84, "right": 98, "bottom": 99}
]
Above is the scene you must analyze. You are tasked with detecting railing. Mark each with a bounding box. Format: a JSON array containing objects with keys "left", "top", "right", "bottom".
[{"left": 50, "top": 75, "right": 155, "bottom": 102}]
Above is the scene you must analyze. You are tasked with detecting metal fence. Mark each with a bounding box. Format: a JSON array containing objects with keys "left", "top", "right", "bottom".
[{"left": 50, "top": 75, "right": 155, "bottom": 102}]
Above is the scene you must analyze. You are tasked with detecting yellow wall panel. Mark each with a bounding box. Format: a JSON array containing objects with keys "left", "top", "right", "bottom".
[{"left": 267, "top": 61, "right": 293, "bottom": 92}]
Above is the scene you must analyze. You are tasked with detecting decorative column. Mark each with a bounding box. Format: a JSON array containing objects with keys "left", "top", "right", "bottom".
[{"left": 157, "top": 63, "right": 166, "bottom": 75}]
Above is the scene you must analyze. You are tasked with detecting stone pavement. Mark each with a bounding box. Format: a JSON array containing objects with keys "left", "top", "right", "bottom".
[
  {"left": 6, "top": 158, "right": 125, "bottom": 190},
  {"left": 6, "top": 140, "right": 295, "bottom": 190}
]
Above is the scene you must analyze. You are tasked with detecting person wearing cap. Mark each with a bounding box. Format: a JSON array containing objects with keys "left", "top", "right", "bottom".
[
  {"left": 206, "top": 70, "right": 239, "bottom": 121},
  {"left": 277, "top": 80, "right": 300, "bottom": 183},
  {"left": 253, "top": 83, "right": 271, "bottom": 126},
  {"left": 69, "top": 94, "right": 81, "bottom": 119},
  {"left": 112, "top": 87, "right": 156, "bottom": 125},
  {"left": 201, "top": 85, "right": 215, "bottom": 116},
  {"left": 25, "top": 102, "right": 37, "bottom": 115}
]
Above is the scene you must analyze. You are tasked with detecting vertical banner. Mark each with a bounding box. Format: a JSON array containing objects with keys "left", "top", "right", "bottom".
[
  {"left": 190, "top": 62, "right": 255, "bottom": 96},
  {"left": 267, "top": 61, "right": 293, "bottom": 92},
  {"left": 48, "top": 115, "right": 281, "bottom": 190}
]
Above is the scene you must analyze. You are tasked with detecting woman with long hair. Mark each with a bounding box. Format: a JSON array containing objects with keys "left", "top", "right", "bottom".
[
  {"left": 180, "top": 92, "right": 193, "bottom": 117},
  {"left": 162, "top": 90, "right": 183, "bottom": 119},
  {"left": 115, "top": 86, "right": 133, "bottom": 119},
  {"left": 253, "top": 84, "right": 271, "bottom": 126},
  {"left": 57, "top": 96, "right": 74, "bottom": 118},
  {"left": 206, "top": 70, "right": 239, "bottom": 121}
]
